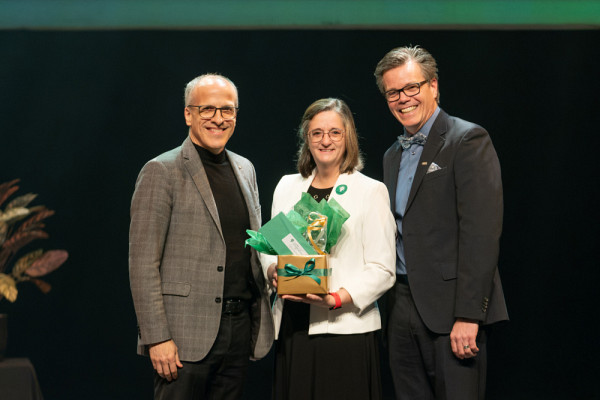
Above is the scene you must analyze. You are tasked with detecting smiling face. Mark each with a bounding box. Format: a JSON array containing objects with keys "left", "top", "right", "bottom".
[
  {"left": 382, "top": 61, "right": 439, "bottom": 135},
  {"left": 307, "top": 110, "right": 347, "bottom": 172},
  {"left": 184, "top": 77, "right": 238, "bottom": 154}
]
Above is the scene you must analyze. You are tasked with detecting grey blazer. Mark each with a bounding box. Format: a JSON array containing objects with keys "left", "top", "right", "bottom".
[
  {"left": 383, "top": 109, "right": 508, "bottom": 334},
  {"left": 129, "top": 136, "right": 274, "bottom": 361}
]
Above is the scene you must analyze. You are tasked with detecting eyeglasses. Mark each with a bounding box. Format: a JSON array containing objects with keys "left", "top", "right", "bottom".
[
  {"left": 384, "top": 80, "right": 429, "bottom": 102},
  {"left": 187, "top": 105, "right": 238, "bottom": 120},
  {"left": 307, "top": 128, "right": 345, "bottom": 143}
]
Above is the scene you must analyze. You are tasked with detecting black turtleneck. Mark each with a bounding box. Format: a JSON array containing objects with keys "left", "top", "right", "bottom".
[{"left": 194, "top": 144, "right": 252, "bottom": 301}]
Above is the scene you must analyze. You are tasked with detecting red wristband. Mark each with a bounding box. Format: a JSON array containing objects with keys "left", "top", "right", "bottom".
[{"left": 329, "top": 292, "right": 342, "bottom": 310}]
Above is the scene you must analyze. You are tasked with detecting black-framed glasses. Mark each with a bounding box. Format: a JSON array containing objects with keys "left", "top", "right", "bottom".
[
  {"left": 307, "top": 128, "right": 345, "bottom": 143},
  {"left": 384, "top": 80, "right": 429, "bottom": 102},
  {"left": 187, "top": 105, "right": 238, "bottom": 120}
]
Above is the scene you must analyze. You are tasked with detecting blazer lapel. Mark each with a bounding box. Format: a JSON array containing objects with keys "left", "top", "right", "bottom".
[
  {"left": 181, "top": 137, "right": 223, "bottom": 238},
  {"left": 227, "top": 151, "right": 260, "bottom": 231},
  {"left": 327, "top": 171, "right": 350, "bottom": 204},
  {"left": 405, "top": 110, "right": 447, "bottom": 213},
  {"left": 385, "top": 141, "right": 403, "bottom": 214}
]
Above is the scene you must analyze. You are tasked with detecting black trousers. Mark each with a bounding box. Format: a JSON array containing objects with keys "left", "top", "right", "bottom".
[
  {"left": 154, "top": 310, "right": 252, "bottom": 400},
  {"left": 387, "top": 281, "right": 487, "bottom": 400}
]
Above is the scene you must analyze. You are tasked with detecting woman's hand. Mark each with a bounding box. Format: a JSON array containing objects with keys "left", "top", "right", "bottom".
[
  {"left": 280, "top": 288, "right": 352, "bottom": 309},
  {"left": 280, "top": 293, "right": 335, "bottom": 308}
]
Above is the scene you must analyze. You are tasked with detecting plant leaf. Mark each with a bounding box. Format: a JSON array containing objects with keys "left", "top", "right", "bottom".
[
  {"left": 26, "top": 250, "right": 68, "bottom": 277},
  {"left": 19, "top": 222, "right": 45, "bottom": 233},
  {"left": 31, "top": 278, "right": 52, "bottom": 294},
  {"left": 0, "top": 179, "right": 20, "bottom": 209},
  {"left": 0, "top": 273, "right": 18, "bottom": 302},
  {"left": 16, "top": 209, "right": 54, "bottom": 233},
  {"left": 2, "top": 229, "right": 48, "bottom": 251},
  {"left": 12, "top": 249, "right": 44, "bottom": 277},
  {"left": 0, "top": 222, "right": 7, "bottom": 246},
  {"left": 5, "top": 193, "right": 37, "bottom": 210},
  {"left": 0, "top": 249, "right": 10, "bottom": 272},
  {"left": 0, "top": 207, "right": 30, "bottom": 224}
]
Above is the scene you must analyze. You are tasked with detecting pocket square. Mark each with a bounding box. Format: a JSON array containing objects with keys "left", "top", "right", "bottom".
[{"left": 426, "top": 162, "right": 442, "bottom": 174}]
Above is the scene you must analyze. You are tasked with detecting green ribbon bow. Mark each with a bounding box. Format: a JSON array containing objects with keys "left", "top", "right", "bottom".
[{"left": 277, "top": 258, "right": 330, "bottom": 285}]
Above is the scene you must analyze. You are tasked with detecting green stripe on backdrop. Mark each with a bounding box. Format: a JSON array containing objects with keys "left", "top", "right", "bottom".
[{"left": 1, "top": 0, "right": 599, "bottom": 29}]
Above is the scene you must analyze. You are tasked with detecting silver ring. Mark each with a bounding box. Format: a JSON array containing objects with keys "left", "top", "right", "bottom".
[{"left": 463, "top": 345, "right": 470, "bottom": 350}]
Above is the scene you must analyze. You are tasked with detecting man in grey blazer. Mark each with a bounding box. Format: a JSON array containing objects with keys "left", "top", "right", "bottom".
[
  {"left": 375, "top": 46, "right": 508, "bottom": 399},
  {"left": 129, "top": 74, "right": 273, "bottom": 399}
]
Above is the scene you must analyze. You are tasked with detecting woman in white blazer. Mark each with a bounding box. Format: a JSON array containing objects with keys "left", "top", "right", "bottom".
[{"left": 262, "top": 98, "right": 396, "bottom": 400}]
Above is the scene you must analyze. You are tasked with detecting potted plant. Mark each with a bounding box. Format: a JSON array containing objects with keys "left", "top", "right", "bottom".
[{"left": 0, "top": 179, "right": 68, "bottom": 360}]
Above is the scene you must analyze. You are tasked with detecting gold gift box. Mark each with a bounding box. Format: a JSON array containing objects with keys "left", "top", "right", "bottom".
[{"left": 277, "top": 255, "right": 330, "bottom": 295}]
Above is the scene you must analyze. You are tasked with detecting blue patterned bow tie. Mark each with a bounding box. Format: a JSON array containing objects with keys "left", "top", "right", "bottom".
[{"left": 399, "top": 132, "right": 427, "bottom": 150}]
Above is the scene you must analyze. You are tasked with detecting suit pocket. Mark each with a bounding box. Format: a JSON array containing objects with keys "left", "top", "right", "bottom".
[
  {"left": 439, "top": 262, "right": 457, "bottom": 281},
  {"left": 161, "top": 281, "right": 191, "bottom": 297},
  {"left": 423, "top": 167, "right": 448, "bottom": 182}
]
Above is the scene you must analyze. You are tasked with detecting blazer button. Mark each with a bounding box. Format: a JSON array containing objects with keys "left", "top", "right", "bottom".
[
  {"left": 217, "top": 266, "right": 224, "bottom": 272},
  {"left": 215, "top": 297, "right": 222, "bottom": 303}
]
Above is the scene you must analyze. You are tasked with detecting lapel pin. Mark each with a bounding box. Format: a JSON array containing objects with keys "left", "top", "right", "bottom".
[
  {"left": 335, "top": 184, "right": 348, "bottom": 195},
  {"left": 421, "top": 162, "right": 428, "bottom": 166}
]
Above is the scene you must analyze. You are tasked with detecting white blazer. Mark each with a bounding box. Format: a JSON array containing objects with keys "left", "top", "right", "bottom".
[{"left": 262, "top": 170, "right": 396, "bottom": 339}]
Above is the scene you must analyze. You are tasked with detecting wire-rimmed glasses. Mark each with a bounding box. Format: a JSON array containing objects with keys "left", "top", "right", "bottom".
[{"left": 307, "top": 128, "right": 345, "bottom": 143}]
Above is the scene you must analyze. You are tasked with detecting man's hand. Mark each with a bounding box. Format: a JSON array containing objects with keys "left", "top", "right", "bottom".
[
  {"left": 149, "top": 339, "right": 183, "bottom": 381},
  {"left": 450, "top": 318, "right": 479, "bottom": 359},
  {"left": 267, "top": 263, "right": 278, "bottom": 289}
]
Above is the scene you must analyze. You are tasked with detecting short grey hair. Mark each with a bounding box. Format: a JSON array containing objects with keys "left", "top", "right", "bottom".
[
  {"left": 374, "top": 45, "right": 439, "bottom": 101},
  {"left": 183, "top": 73, "right": 239, "bottom": 106}
]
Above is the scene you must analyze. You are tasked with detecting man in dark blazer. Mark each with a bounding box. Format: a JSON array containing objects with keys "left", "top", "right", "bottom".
[
  {"left": 374, "top": 46, "right": 508, "bottom": 399},
  {"left": 129, "top": 74, "right": 273, "bottom": 399}
]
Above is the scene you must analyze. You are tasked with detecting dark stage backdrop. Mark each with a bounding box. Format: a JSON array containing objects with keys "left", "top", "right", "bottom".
[{"left": 0, "top": 30, "right": 598, "bottom": 399}]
